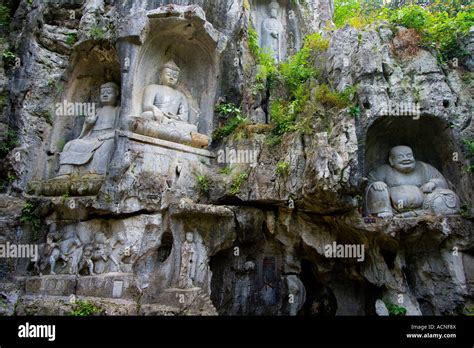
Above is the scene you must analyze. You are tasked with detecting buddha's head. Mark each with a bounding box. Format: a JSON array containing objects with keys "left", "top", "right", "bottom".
[
  {"left": 46, "top": 233, "right": 55, "bottom": 244},
  {"left": 122, "top": 246, "right": 131, "bottom": 257},
  {"left": 269, "top": 0, "right": 279, "bottom": 19},
  {"left": 389, "top": 145, "right": 416, "bottom": 173},
  {"left": 160, "top": 60, "right": 180, "bottom": 88},
  {"left": 100, "top": 82, "right": 119, "bottom": 106},
  {"left": 185, "top": 232, "right": 194, "bottom": 243}
]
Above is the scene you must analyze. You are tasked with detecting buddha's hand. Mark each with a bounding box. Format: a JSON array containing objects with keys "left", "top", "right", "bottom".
[
  {"left": 85, "top": 115, "right": 97, "bottom": 124},
  {"left": 163, "top": 112, "right": 177, "bottom": 121},
  {"left": 151, "top": 106, "right": 165, "bottom": 121},
  {"left": 421, "top": 182, "right": 436, "bottom": 193},
  {"left": 372, "top": 182, "right": 388, "bottom": 191}
]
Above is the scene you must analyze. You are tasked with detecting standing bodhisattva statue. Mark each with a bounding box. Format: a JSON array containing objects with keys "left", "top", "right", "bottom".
[
  {"left": 261, "top": 0, "right": 283, "bottom": 62},
  {"left": 178, "top": 232, "right": 197, "bottom": 289}
]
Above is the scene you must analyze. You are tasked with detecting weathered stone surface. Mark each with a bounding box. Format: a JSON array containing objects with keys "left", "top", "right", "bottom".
[
  {"left": 375, "top": 299, "right": 389, "bottom": 316},
  {"left": 0, "top": 0, "right": 472, "bottom": 317}
]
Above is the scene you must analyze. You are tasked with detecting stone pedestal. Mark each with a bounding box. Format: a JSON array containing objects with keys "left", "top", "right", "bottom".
[
  {"left": 23, "top": 273, "right": 135, "bottom": 300},
  {"left": 109, "top": 131, "right": 215, "bottom": 214},
  {"left": 139, "top": 287, "right": 217, "bottom": 316},
  {"left": 25, "top": 275, "right": 77, "bottom": 296}
]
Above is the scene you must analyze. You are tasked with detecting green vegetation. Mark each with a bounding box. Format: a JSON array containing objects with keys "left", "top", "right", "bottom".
[
  {"left": 463, "top": 138, "right": 474, "bottom": 172},
  {"left": 248, "top": 26, "right": 278, "bottom": 84},
  {"left": 65, "top": 33, "right": 78, "bottom": 46},
  {"left": 70, "top": 301, "right": 104, "bottom": 316},
  {"left": 20, "top": 202, "right": 42, "bottom": 232},
  {"left": 213, "top": 103, "right": 248, "bottom": 141},
  {"left": 195, "top": 174, "right": 210, "bottom": 195},
  {"left": 280, "top": 33, "right": 327, "bottom": 93},
  {"left": 0, "top": 93, "right": 7, "bottom": 108},
  {"left": 334, "top": 0, "right": 474, "bottom": 61},
  {"left": 57, "top": 139, "right": 66, "bottom": 152},
  {"left": 229, "top": 172, "right": 248, "bottom": 195},
  {"left": 464, "top": 138, "right": 474, "bottom": 155},
  {"left": 47, "top": 76, "right": 64, "bottom": 94},
  {"left": 460, "top": 203, "right": 472, "bottom": 218},
  {"left": 219, "top": 166, "right": 231, "bottom": 175},
  {"left": 0, "top": 5, "right": 10, "bottom": 30},
  {"left": 89, "top": 26, "right": 106, "bottom": 41},
  {"left": 386, "top": 302, "right": 408, "bottom": 316},
  {"left": 243, "top": 0, "right": 251, "bottom": 11},
  {"left": 276, "top": 161, "right": 290, "bottom": 177},
  {"left": 390, "top": 4, "right": 429, "bottom": 30},
  {"left": 263, "top": 33, "right": 330, "bottom": 143},
  {"left": 348, "top": 105, "right": 362, "bottom": 118},
  {"left": 2, "top": 49, "right": 16, "bottom": 67},
  {"left": 38, "top": 110, "right": 52, "bottom": 124},
  {"left": 0, "top": 129, "right": 18, "bottom": 157},
  {"left": 314, "top": 84, "right": 356, "bottom": 109}
]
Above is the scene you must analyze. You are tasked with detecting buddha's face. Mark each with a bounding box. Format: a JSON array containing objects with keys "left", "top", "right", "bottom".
[
  {"left": 389, "top": 146, "right": 416, "bottom": 173},
  {"left": 185, "top": 233, "right": 194, "bottom": 243},
  {"left": 161, "top": 68, "right": 179, "bottom": 87},
  {"left": 100, "top": 86, "right": 118, "bottom": 106},
  {"left": 270, "top": 8, "right": 278, "bottom": 18},
  {"left": 123, "top": 246, "right": 131, "bottom": 257}
]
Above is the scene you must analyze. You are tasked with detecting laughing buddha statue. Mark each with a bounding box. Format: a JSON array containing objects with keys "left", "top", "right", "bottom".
[{"left": 366, "top": 146, "right": 460, "bottom": 218}]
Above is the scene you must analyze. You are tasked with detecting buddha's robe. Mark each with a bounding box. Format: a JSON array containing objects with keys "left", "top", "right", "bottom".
[{"left": 59, "top": 106, "right": 119, "bottom": 176}]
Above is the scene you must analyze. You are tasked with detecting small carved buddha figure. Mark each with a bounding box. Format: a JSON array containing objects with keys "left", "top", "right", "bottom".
[
  {"left": 178, "top": 232, "right": 197, "bottom": 289},
  {"left": 58, "top": 82, "right": 120, "bottom": 177},
  {"left": 130, "top": 60, "right": 209, "bottom": 148},
  {"left": 261, "top": 0, "right": 283, "bottom": 62},
  {"left": 366, "top": 145, "right": 460, "bottom": 218}
]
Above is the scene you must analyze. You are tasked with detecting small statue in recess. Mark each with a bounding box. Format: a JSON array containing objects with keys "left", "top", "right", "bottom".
[
  {"left": 178, "top": 232, "right": 197, "bottom": 289},
  {"left": 261, "top": 0, "right": 283, "bottom": 62}
]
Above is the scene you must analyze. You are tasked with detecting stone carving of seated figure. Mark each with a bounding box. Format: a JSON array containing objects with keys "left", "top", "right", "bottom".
[
  {"left": 129, "top": 60, "right": 209, "bottom": 148},
  {"left": 28, "top": 82, "right": 120, "bottom": 196},
  {"left": 58, "top": 82, "right": 120, "bottom": 178},
  {"left": 366, "top": 145, "right": 460, "bottom": 218}
]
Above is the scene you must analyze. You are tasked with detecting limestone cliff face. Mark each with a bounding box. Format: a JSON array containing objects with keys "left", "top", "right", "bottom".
[{"left": 0, "top": 0, "right": 472, "bottom": 316}]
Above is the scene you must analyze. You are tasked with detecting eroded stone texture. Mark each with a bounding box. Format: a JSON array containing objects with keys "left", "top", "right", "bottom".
[{"left": 0, "top": 0, "right": 472, "bottom": 317}]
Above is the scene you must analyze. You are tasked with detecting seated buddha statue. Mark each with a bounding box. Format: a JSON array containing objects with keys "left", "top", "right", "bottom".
[
  {"left": 28, "top": 82, "right": 121, "bottom": 196},
  {"left": 58, "top": 82, "right": 120, "bottom": 178},
  {"left": 129, "top": 60, "right": 209, "bottom": 148},
  {"left": 366, "top": 145, "right": 460, "bottom": 218}
]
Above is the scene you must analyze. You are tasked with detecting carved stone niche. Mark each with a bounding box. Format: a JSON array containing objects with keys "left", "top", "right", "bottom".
[
  {"left": 250, "top": 0, "right": 303, "bottom": 62},
  {"left": 125, "top": 5, "right": 227, "bottom": 149},
  {"left": 136, "top": 202, "right": 235, "bottom": 315},
  {"left": 364, "top": 116, "right": 468, "bottom": 218},
  {"left": 28, "top": 42, "right": 121, "bottom": 197},
  {"left": 24, "top": 214, "right": 160, "bottom": 300}
]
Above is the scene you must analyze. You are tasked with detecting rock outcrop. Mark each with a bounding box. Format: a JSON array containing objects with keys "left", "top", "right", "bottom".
[{"left": 0, "top": 0, "right": 472, "bottom": 316}]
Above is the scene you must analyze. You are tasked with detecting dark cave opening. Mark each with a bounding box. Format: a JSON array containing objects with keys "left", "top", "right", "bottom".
[
  {"left": 157, "top": 231, "right": 173, "bottom": 263},
  {"left": 299, "top": 259, "right": 337, "bottom": 316},
  {"left": 381, "top": 249, "right": 397, "bottom": 270},
  {"left": 209, "top": 248, "right": 231, "bottom": 314}
]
